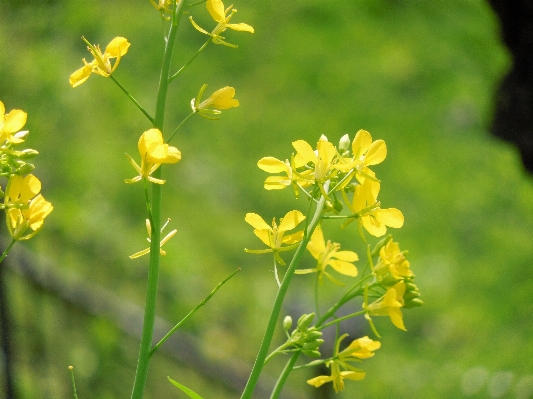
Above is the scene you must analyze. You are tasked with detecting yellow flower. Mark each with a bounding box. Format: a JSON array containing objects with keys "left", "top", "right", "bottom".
[
  {"left": 374, "top": 240, "right": 413, "bottom": 282},
  {"left": 69, "top": 36, "right": 130, "bottom": 88},
  {"left": 189, "top": 0, "right": 254, "bottom": 48},
  {"left": 244, "top": 210, "right": 306, "bottom": 266},
  {"left": 337, "top": 129, "right": 387, "bottom": 183},
  {"left": 295, "top": 225, "right": 358, "bottom": 285},
  {"left": 349, "top": 179, "right": 403, "bottom": 237},
  {"left": 130, "top": 219, "right": 177, "bottom": 259},
  {"left": 125, "top": 128, "right": 181, "bottom": 185},
  {"left": 307, "top": 334, "right": 380, "bottom": 393},
  {"left": 4, "top": 175, "right": 53, "bottom": 241},
  {"left": 191, "top": 84, "right": 239, "bottom": 120},
  {"left": 365, "top": 281, "right": 406, "bottom": 331},
  {"left": 0, "top": 100, "right": 28, "bottom": 144},
  {"left": 257, "top": 155, "right": 314, "bottom": 197},
  {"left": 149, "top": 0, "right": 174, "bottom": 19}
]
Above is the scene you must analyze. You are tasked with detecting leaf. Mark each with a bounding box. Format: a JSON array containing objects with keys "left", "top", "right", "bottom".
[{"left": 167, "top": 377, "right": 205, "bottom": 399}]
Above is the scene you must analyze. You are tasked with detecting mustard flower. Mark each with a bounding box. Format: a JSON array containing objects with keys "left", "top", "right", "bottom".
[
  {"left": 189, "top": 0, "right": 254, "bottom": 48},
  {"left": 257, "top": 155, "right": 314, "bottom": 197},
  {"left": 295, "top": 225, "right": 358, "bottom": 285},
  {"left": 292, "top": 136, "right": 338, "bottom": 197},
  {"left": 349, "top": 179, "right": 403, "bottom": 237},
  {"left": 374, "top": 240, "right": 413, "bottom": 282},
  {"left": 191, "top": 84, "right": 239, "bottom": 120},
  {"left": 337, "top": 129, "right": 387, "bottom": 183},
  {"left": 365, "top": 281, "right": 406, "bottom": 331},
  {"left": 125, "top": 128, "right": 181, "bottom": 185},
  {"left": 69, "top": 37, "right": 131, "bottom": 88},
  {"left": 130, "top": 219, "right": 177, "bottom": 259},
  {"left": 307, "top": 334, "right": 380, "bottom": 393},
  {"left": 0, "top": 100, "right": 28, "bottom": 144},
  {"left": 4, "top": 175, "right": 52, "bottom": 241},
  {"left": 244, "top": 210, "right": 306, "bottom": 266},
  {"left": 149, "top": 0, "right": 174, "bottom": 18}
]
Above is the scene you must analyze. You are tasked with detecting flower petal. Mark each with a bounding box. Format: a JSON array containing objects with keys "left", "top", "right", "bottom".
[
  {"left": 257, "top": 157, "right": 288, "bottom": 173},
  {"left": 278, "top": 210, "right": 305, "bottom": 232},
  {"left": 245, "top": 213, "right": 271, "bottom": 230}
]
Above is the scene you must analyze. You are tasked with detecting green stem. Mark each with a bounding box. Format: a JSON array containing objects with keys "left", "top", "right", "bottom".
[
  {"left": 0, "top": 239, "right": 16, "bottom": 264},
  {"left": 168, "top": 39, "right": 210, "bottom": 83},
  {"left": 167, "top": 111, "right": 195, "bottom": 143},
  {"left": 270, "top": 352, "right": 301, "bottom": 399},
  {"left": 240, "top": 191, "right": 327, "bottom": 399},
  {"left": 318, "top": 310, "right": 366, "bottom": 330},
  {"left": 150, "top": 268, "right": 240, "bottom": 356},
  {"left": 130, "top": 2, "right": 186, "bottom": 399},
  {"left": 110, "top": 75, "right": 154, "bottom": 124}
]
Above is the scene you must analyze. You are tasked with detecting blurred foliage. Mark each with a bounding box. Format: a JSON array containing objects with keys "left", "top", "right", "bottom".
[{"left": 1, "top": 0, "right": 533, "bottom": 398}]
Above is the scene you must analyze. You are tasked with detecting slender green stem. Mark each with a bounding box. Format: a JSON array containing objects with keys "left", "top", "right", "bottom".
[
  {"left": 318, "top": 310, "right": 366, "bottom": 330},
  {"left": 150, "top": 268, "right": 240, "bottom": 356},
  {"left": 68, "top": 366, "right": 79, "bottom": 399},
  {"left": 168, "top": 39, "right": 210, "bottom": 82},
  {"left": 240, "top": 190, "right": 328, "bottom": 399},
  {"left": 270, "top": 352, "right": 301, "bottom": 399},
  {"left": 167, "top": 112, "right": 195, "bottom": 143},
  {"left": 110, "top": 75, "right": 154, "bottom": 124},
  {"left": 0, "top": 239, "right": 16, "bottom": 264},
  {"left": 130, "top": 2, "right": 186, "bottom": 399}
]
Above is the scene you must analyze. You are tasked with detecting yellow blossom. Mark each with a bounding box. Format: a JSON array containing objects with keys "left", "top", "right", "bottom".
[
  {"left": 307, "top": 334, "right": 380, "bottom": 392},
  {"left": 191, "top": 84, "right": 239, "bottom": 120},
  {"left": 374, "top": 240, "right": 413, "bottom": 282},
  {"left": 295, "top": 225, "right": 358, "bottom": 285},
  {"left": 4, "top": 175, "right": 52, "bottom": 241},
  {"left": 257, "top": 155, "right": 313, "bottom": 197},
  {"left": 130, "top": 219, "right": 177, "bottom": 259},
  {"left": 69, "top": 36, "right": 130, "bottom": 88},
  {"left": 337, "top": 129, "right": 387, "bottom": 183},
  {"left": 349, "top": 179, "right": 403, "bottom": 237},
  {"left": 244, "top": 210, "right": 305, "bottom": 266},
  {"left": 125, "top": 128, "right": 181, "bottom": 185},
  {"left": 0, "top": 100, "right": 28, "bottom": 144},
  {"left": 365, "top": 281, "right": 406, "bottom": 331},
  {"left": 189, "top": 0, "right": 254, "bottom": 48}
]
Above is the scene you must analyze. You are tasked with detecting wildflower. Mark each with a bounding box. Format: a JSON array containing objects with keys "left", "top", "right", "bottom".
[
  {"left": 0, "top": 101, "right": 28, "bottom": 144},
  {"left": 244, "top": 210, "right": 306, "bottom": 266},
  {"left": 130, "top": 219, "right": 177, "bottom": 259},
  {"left": 257, "top": 155, "right": 314, "bottom": 197},
  {"left": 295, "top": 225, "right": 358, "bottom": 285},
  {"left": 191, "top": 84, "right": 239, "bottom": 120},
  {"left": 125, "top": 128, "right": 181, "bottom": 185},
  {"left": 337, "top": 129, "right": 387, "bottom": 183},
  {"left": 349, "top": 179, "right": 403, "bottom": 237},
  {"left": 149, "top": 0, "right": 174, "bottom": 18},
  {"left": 69, "top": 37, "right": 131, "bottom": 88},
  {"left": 4, "top": 175, "right": 52, "bottom": 241},
  {"left": 3, "top": 174, "right": 41, "bottom": 208},
  {"left": 189, "top": 0, "right": 254, "bottom": 48},
  {"left": 307, "top": 334, "right": 380, "bottom": 392},
  {"left": 292, "top": 136, "right": 338, "bottom": 197},
  {"left": 374, "top": 240, "right": 413, "bottom": 283},
  {"left": 365, "top": 281, "right": 406, "bottom": 331}
]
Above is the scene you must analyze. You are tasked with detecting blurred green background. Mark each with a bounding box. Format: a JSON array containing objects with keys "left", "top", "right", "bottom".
[{"left": 1, "top": 0, "right": 533, "bottom": 398}]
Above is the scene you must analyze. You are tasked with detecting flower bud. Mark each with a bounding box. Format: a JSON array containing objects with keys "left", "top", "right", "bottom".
[
  {"left": 19, "top": 149, "right": 40, "bottom": 159},
  {"left": 338, "top": 134, "right": 351, "bottom": 154},
  {"left": 404, "top": 298, "right": 424, "bottom": 308},
  {"left": 283, "top": 316, "right": 293, "bottom": 332},
  {"left": 302, "top": 349, "right": 321, "bottom": 358},
  {"left": 297, "top": 313, "right": 315, "bottom": 330},
  {"left": 15, "top": 162, "right": 35, "bottom": 175}
]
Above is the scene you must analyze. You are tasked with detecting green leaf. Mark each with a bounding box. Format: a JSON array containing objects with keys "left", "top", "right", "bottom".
[{"left": 167, "top": 377, "right": 205, "bottom": 399}]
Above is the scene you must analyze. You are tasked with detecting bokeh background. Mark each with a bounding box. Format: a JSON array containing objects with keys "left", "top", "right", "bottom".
[{"left": 1, "top": 0, "right": 533, "bottom": 398}]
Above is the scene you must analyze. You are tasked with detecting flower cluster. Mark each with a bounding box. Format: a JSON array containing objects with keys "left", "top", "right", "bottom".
[
  {"left": 245, "top": 130, "right": 422, "bottom": 393},
  {"left": 1, "top": 101, "right": 53, "bottom": 242}
]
